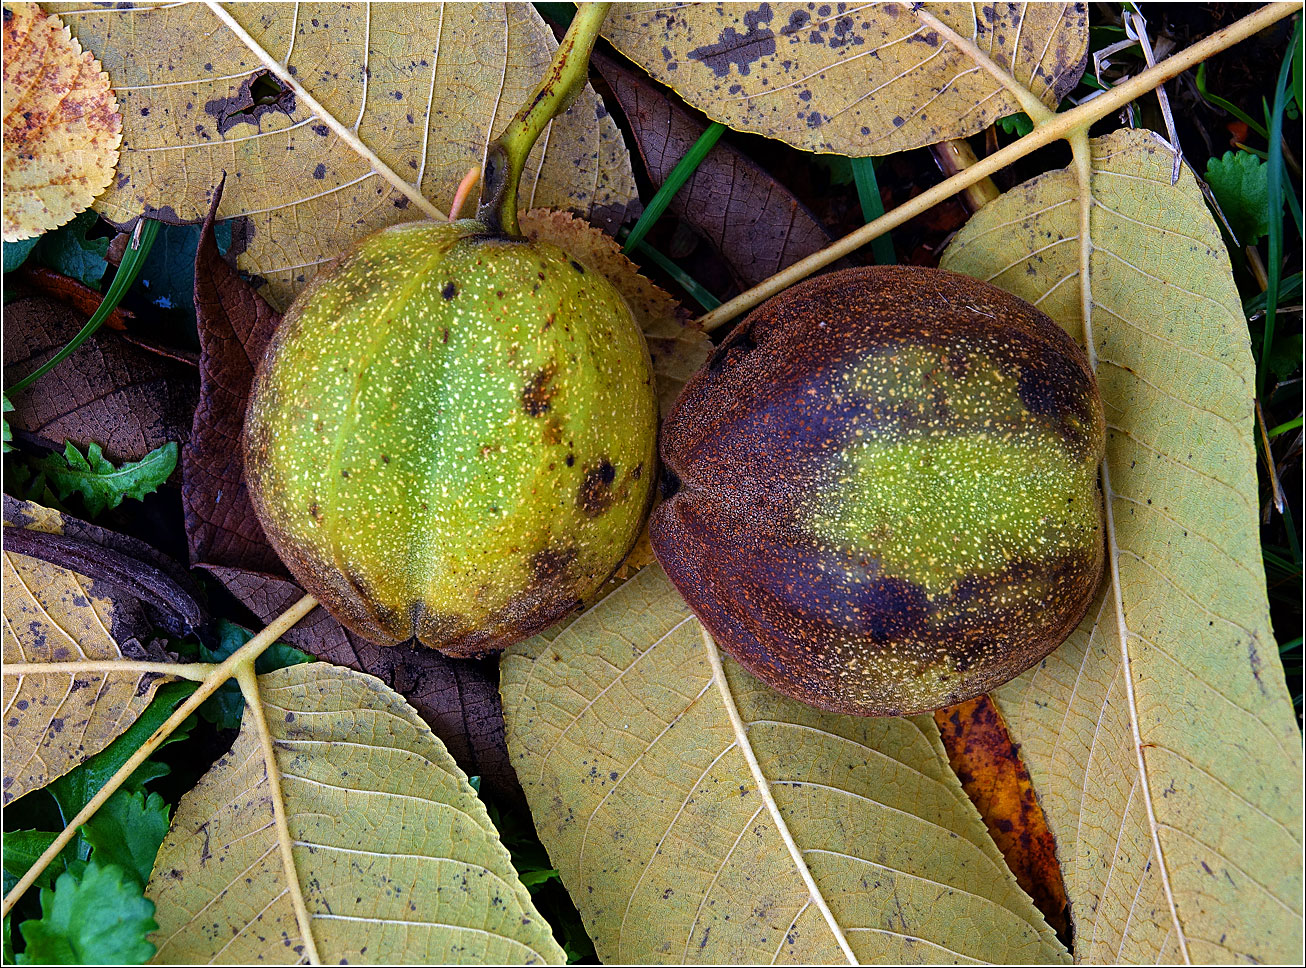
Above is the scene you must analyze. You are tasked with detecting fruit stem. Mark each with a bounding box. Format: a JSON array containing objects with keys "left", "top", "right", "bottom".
[{"left": 478, "top": 2, "right": 613, "bottom": 236}]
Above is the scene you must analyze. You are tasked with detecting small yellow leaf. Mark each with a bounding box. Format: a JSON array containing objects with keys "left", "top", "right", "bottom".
[
  {"left": 2, "top": 498, "right": 172, "bottom": 805},
  {"left": 1, "top": 1, "right": 121, "bottom": 242},
  {"left": 519, "top": 208, "right": 712, "bottom": 416},
  {"left": 149, "top": 663, "right": 565, "bottom": 965},
  {"left": 603, "top": 2, "right": 1087, "bottom": 155}
]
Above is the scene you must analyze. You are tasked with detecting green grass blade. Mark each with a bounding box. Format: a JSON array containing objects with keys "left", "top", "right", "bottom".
[
  {"left": 7, "top": 219, "right": 160, "bottom": 395},
  {"left": 1267, "top": 415, "right": 1303, "bottom": 438},
  {"left": 850, "top": 157, "right": 896, "bottom": 265},
  {"left": 1259, "top": 14, "right": 1302, "bottom": 396},
  {"left": 623, "top": 123, "right": 726, "bottom": 256},
  {"left": 1195, "top": 62, "right": 1271, "bottom": 139},
  {"left": 628, "top": 238, "right": 721, "bottom": 311}
]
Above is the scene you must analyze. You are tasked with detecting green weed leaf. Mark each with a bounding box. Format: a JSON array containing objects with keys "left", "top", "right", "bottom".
[
  {"left": 1206, "top": 149, "right": 1273, "bottom": 245},
  {"left": 81, "top": 790, "right": 171, "bottom": 890},
  {"left": 186, "top": 620, "right": 314, "bottom": 730},
  {"left": 30, "top": 211, "right": 110, "bottom": 290},
  {"left": 32, "top": 440, "right": 177, "bottom": 517},
  {"left": 3, "top": 237, "right": 40, "bottom": 274},
  {"left": 1, "top": 833, "right": 76, "bottom": 895},
  {"left": 16, "top": 862, "right": 156, "bottom": 965},
  {"left": 3, "top": 396, "right": 14, "bottom": 453}
]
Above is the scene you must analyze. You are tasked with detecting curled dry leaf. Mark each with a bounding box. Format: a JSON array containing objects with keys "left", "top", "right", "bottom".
[
  {"left": 933, "top": 696, "right": 1069, "bottom": 941},
  {"left": 1, "top": 1, "right": 122, "bottom": 241},
  {"left": 2, "top": 289, "right": 198, "bottom": 464},
  {"left": 603, "top": 2, "right": 1087, "bottom": 155},
  {"left": 49, "top": 2, "right": 637, "bottom": 309},
  {"left": 942, "top": 127, "right": 1304, "bottom": 963},
  {"left": 519, "top": 208, "right": 712, "bottom": 415},
  {"left": 502, "top": 565, "right": 1069, "bottom": 964},
  {"left": 591, "top": 49, "right": 836, "bottom": 290},
  {"left": 2, "top": 494, "right": 206, "bottom": 637},
  {"left": 1, "top": 497, "right": 176, "bottom": 805},
  {"left": 148, "top": 663, "right": 565, "bottom": 965}
]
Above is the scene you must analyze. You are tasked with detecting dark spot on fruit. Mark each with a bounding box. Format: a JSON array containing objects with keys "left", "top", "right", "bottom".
[
  {"left": 708, "top": 323, "right": 757, "bottom": 373},
  {"left": 569, "top": 260, "right": 585, "bottom": 274},
  {"left": 442, "top": 281, "right": 457, "bottom": 300},
  {"left": 578, "top": 459, "right": 618, "bottom": 516},
  {"left": 565, "top": 454, "right": 575, "bottom": 467},
  {"left": 632, "top": 462, "right": 643, "bottom": 481},
  {"left": 532, "top": 546, "right": 577, "bottom": 584},
  {"left": 522, "top": 363, "right": 558, "bottom": 417}
]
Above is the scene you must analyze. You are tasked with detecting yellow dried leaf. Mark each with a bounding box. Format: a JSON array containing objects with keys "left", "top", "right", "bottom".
[
  {"left": 1, "top": 498, "right": 172, "bottom": 804},
  {"left": 603, "top": 2, "right": 1086, "bottom": 155},
  {"left": 49, "top": 2, "right": 637, "bottom": 309},
  {"left": 149, "top": 663, "right": 564, "bottom": 964},
  {"left": 942, "top": 128, "right": 1304, "bottom": 963},
  {"left": 520, "top": 208, "right": 712, "bottom": 415},
  {"left": 502, "top": 566, "right": 1069, "bottom": 964},
  {"left": 1, "top": 1, "right": 121, "bottom": 242}
]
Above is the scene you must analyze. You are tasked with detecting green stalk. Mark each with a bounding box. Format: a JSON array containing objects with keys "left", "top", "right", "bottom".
[
  {"left": 478, "top": 2, "right": 612, "bottom": 236},
  {"left": 7, "top": 218, "right": 159, "bottom": 395},
  {"left": 627, "top": 237, "right": 721, "bottom": 311}
]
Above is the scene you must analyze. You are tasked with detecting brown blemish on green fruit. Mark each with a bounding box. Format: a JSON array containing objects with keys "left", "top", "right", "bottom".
[
  {"left": 577, "top": 458, "right": 618, "bottom": 517},
  {"left": 522, "top": 362, "right": 559, "bottom": 416},
  {"left": 652, "top": 265, "right": 1105, "bottom": 716}
]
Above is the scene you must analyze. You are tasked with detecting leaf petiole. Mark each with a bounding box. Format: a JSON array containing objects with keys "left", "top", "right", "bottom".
[{"left": 0, "top": 594, "right": 319, "bottom": 920}]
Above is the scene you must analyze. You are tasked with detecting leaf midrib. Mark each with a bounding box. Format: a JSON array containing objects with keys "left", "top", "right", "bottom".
[{"left": 699, "top": 626, "right": 859, "bottom": 965}]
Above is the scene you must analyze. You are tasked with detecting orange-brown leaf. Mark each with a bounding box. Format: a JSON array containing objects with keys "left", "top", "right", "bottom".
[
  {"left": 2, "top": 2, "right": 121, "bottom": 241},
  {"left": 934, "top": 694, "right": 1070, "bottom": 940}
]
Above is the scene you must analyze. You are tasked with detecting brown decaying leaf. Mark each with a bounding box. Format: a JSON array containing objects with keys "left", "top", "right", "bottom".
[
  {"left": 206, "top": 565, "right": 525, "bottom": 812},
  {"left": 518, "top": 208, "right": 711, "bottom": 414},
  {"left": 592, "top": 48, "right": 836, "bottom": 289},
  {"left": 1, "top": 2, "right": 122, "bottom": 242},
  {"left": 2, "top": 290, "right": 197, "bottom": 464},
  {"left": 182, "top": 180, "right": 287, "bottom": 577},
  {"left": 17, "top": 266, "right": 133, "bottom": 331},
  {"left": 934, "top": 695, "right": 1070, "bottom": 942},
  {"left": 2, "top": 498, "right": 175, "bottom": 805}
]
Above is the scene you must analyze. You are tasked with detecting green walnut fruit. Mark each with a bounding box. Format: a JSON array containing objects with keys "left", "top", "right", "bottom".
[
  {"left": 244, "top": 219, "right": 658, "bottom": 656},
  {"left": 652, "top": 266, "right": 1105, "bottom": 716}
]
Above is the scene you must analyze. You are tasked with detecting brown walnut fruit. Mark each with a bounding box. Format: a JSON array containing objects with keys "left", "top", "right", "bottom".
[{"left": 652, "top": 266, "right": 1105, "bottom": 716}]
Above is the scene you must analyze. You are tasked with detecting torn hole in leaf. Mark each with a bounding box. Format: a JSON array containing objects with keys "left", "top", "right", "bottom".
[{"left": 204, "top": 70, "right": 296, "bottom": 135}]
